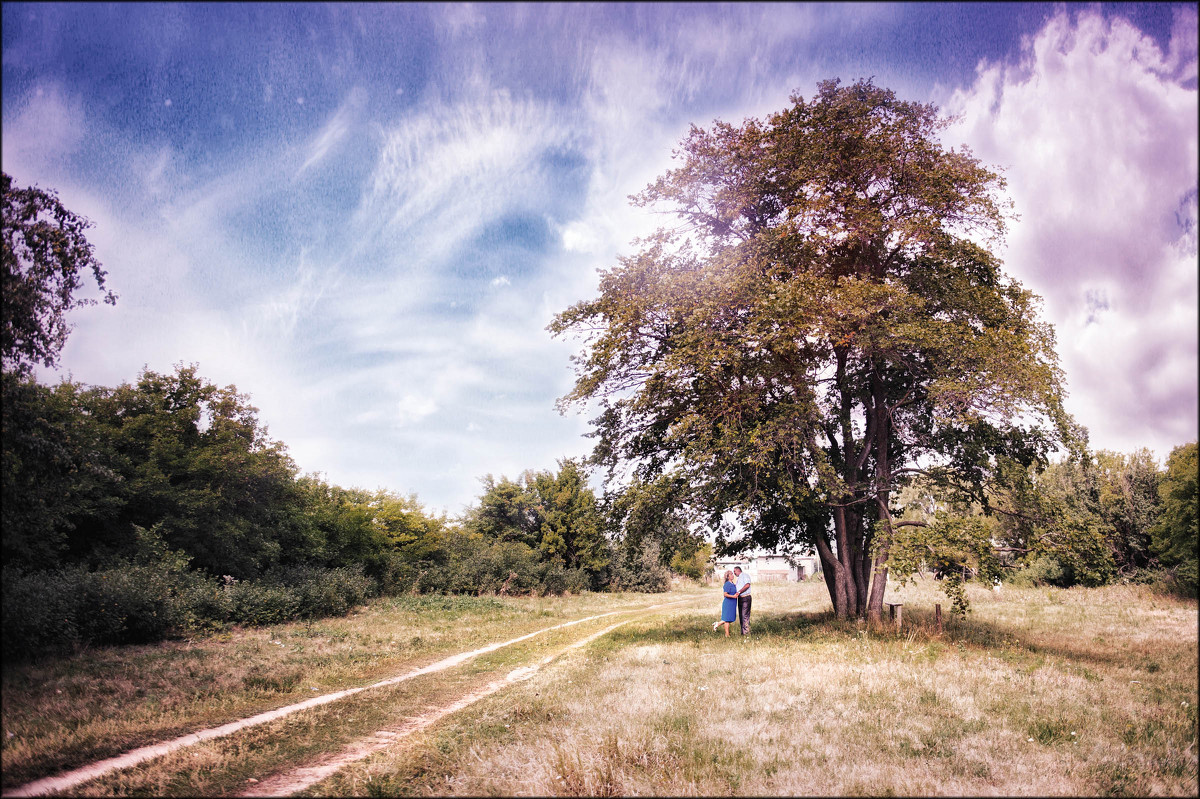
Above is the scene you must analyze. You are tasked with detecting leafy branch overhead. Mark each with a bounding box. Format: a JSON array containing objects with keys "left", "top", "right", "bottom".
[{"left": 2, "top": 172, "right": 117, "bottom": 376}]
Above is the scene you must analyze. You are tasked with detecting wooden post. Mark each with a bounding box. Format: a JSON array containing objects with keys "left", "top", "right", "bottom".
[
  {"left": 934, "top": 603, "right": 943, "bottom": 633},
  {"left": 886, "top": 602, "right": 903, "bottom": 631}
]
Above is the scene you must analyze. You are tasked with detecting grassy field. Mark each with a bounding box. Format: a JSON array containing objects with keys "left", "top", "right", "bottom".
[{"left": 2, "top": 578, "right": 1196, "bottom": 797}]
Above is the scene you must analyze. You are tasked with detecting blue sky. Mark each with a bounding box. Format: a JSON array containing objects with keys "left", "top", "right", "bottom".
[{"left": 3, "top": 2, "right": 1197, "bottom": 514}]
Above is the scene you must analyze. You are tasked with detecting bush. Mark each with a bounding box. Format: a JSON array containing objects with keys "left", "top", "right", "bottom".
[
  {"left": 541, "top": 562, "right": 568, "bottom": 596},
  {"left": 1124, "top": 564, "right": 1198, "bottom": 599},
  {"left": 3, "top": 562, "right": 384, "bottom": 660},
  {"left": 1011, "top": 555, "right": 1069, "bottom": 587},
  {"left": 564, "top": 566, "right": 589, "bottom": 594},
  {"left": 2, "top": 561, "right": 205, "bottom": 658},
  {"left": 2, "top": 565, "right": 86, "bottom": 658},
  {"left": 169, "top": 571, "right": 233, "bottom": 635},
  {"left": 262, "top": 564, "right": 375, "bottom": 619},
  {"left": 75, "top": 563, "right": 181, "bottom": 644},
  {"left": 365, "top": 551, "right": 420, "bottom": 596},
  {"left": 225, "top": 579, "right": 300, "bottom": 626}
]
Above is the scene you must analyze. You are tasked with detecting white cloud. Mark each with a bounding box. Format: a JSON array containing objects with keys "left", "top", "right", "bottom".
[
  {"left": 1, "top": 82, "right": 86, "bottom": 177},
  {"left": 945, "top": 9, "right": 1199, "bottom": 457},
  {"left": 396, "top": 393, "right": 438, "bottom": 426},
  {"left": 353, "top": 87, "right": 581, "bottom": 274}
]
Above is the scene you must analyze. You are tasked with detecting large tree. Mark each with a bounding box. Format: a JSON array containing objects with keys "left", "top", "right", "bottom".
[
  {"left": 2, "top": 172, "right": 116, "bottom": 376},
  {"left": 551, "top": 79, "right": 1075, "bottom": 619}
]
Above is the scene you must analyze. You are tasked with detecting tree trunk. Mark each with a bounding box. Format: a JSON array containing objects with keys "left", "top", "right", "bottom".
[
  {"left": 865, "top": 374, "right": 892, "bottom": 623},
  {"left": 814, "top": 534, "right": 850, "bottom": 618}
]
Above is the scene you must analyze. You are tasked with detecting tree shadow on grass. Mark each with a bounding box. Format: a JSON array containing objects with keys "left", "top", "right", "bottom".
[
  {"left": 605, "top": 603, "right": 1189, "bottom": 673},
  {"left": 604, "top": 608, "right": 844, "bottom": 648}
]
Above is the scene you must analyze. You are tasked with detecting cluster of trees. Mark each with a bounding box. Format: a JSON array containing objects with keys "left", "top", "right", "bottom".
[
  {"left": 885, "top": 444, "right": 1198, "bottom": 613},
  {"left": 1, "top": 360, "right": 713, "bottom": 589},
  {"left": 1, "top": 361, "right": 717, "bottom": 655}
]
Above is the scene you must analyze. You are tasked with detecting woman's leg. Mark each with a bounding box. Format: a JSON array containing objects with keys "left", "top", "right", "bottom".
[{"left": 723, "top": 621, "right": 730, "bottom": 636}]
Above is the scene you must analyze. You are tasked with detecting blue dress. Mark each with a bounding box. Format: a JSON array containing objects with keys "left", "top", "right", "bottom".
[{"left": 721, "top": 580, "right": 738, "bottom": 622}]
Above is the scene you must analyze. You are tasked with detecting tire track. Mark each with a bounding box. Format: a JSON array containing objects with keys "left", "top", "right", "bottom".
[
  {"left": 2, "top": 598, "right": 699, "bottom": 798},
  {"left": 238, "top": 618, "right": 633, "bottom": 797}
]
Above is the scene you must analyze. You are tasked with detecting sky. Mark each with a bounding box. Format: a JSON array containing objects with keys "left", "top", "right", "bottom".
[{"left": 2, "top": 2, "right": 1197, "bottom": 515}]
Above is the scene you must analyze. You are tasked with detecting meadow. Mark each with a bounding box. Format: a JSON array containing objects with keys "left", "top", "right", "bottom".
[{"left": 1, "top": 578, "right": 1196, "bottom": 797}]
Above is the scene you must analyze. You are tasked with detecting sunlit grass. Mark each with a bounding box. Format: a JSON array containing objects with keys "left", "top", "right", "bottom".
[{"left": 312, "top": 579, "right": 1197, "bottom": 797}]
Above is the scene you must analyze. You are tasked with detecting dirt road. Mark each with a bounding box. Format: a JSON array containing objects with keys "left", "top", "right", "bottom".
[{"left": 3, "top": 599, "right": 700, "bottom": 798}]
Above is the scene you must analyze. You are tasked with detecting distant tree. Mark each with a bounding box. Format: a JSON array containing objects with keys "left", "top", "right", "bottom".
[
  {"left": 532, "top": 459, "right": 611, "bottom": 586},
  {"left": 979, "top": 457, "right": 1117, "bottom": 589},
  {"left": 670, "top": 541, "right": 713, "bottom": 580},
  {"left": 1093, "top": 449, "right": 1162, "bottom": 572},
  {"left": 462, "top": 473, "right": 544, "bottom": 548},
  {"left": 552, "top": 78, "right": 1075, "bottom": 619},
  {"left": 2, "top": 172, "right": 116, "bottom": 375},
  {"left": 74, "top": 365, "right": 314, "bottom": 577},
  {"left": 1150, "top": 442, "right": 1198, "bottom": 595},
  {"left": 3, "top": 364, "right": 318, "bottom": 578},
  {"left": 605, "top": 473, "right": 706, "bottom": 572}
]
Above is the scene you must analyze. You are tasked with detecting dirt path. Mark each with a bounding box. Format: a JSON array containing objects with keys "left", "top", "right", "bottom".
[
  {"left": 3, "top": 599, "right": 699, "bottom": 798},
  {"left": 238, "top": 618, "right": 633, "bottom": 797}
]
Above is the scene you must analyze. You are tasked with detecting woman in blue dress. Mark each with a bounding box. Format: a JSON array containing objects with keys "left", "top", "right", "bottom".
[{"left": 712, "top": 570, "right": 739, "bottom": 637}]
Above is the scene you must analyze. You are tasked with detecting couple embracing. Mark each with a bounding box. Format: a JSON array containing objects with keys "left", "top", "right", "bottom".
[{"left": 712, "top": 565, "right": 751, "bottom": 637}]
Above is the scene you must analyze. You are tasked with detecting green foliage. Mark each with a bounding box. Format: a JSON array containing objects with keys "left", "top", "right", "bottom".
[
  {"left": 2, "top": 172, "right": 116, "bottom": 376},
  {"left": 1, "top": 551, "right": 205, "bottom": 658},
  {"left": 1, "top": 564, "right": 87, "bottom": 658},
  {"left": 262, "top": 565, "right": 376, "bottom": 619},
  {"left": 459, "top": 459, "right": 613, "bottom": 591},
  {"left": 533, "top": 459, "right": 612, "bottom": 586},
  {"left": 0, "top": 560, "right": 385, "bottom": 660},
  {"left": 605, "top": 474, "right": 708, "bottom": 578},
  {"left": 462, "top": 473, "right": 543, "bottom": 547},
  {"left": 1008, "top": 555, "right": 1064, "bottom": 588},
  {"left": 550, "top": 77, "right": 1071, "bottom": 619},
  {"left": 1, "top": 373, "right": 123, "bottom": 570},
  {"left": 2, "top": 364, "right": 332, "bottom": 578},
  {"left": 1150, "top": 442, "right": 1198, "bottom": 596},
  {"left": 670, "top": 541, "right": 713, "bottom": 580},
  {"left": 609, "top": 541, "right": 671, "bottom": 593},
  {"left": 882, "top": 513, "right": 1003, "bottom": 616},
  {"left": 990, "top": 455, "right": 1158, "bottom": 589},
  {"left": 1094, "top": 449, "right": 1162, "bottom": 571},
  {"left": 224, "top": 579, "right": 300, "bottom": 626},
  {"left": 89, "top": 365, "right": 316, "bottom": 577}
]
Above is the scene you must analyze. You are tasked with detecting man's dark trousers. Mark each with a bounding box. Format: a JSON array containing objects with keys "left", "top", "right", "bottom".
[{"left": 738, "top": 594, "right": 752, "bottom": 635}]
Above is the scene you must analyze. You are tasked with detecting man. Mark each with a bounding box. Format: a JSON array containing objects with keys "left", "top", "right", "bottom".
[{"left": 733, "top": 565, "right": 751, "bottom": 636}]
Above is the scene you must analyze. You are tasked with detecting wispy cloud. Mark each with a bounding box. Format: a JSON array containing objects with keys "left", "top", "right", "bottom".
[{"left": 299, "top": 87, "right": 366, "bottom": 175}]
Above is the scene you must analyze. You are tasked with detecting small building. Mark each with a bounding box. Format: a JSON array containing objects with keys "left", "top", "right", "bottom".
[{"left": 712, "top": 551, "right": 820, "bottom": 583}]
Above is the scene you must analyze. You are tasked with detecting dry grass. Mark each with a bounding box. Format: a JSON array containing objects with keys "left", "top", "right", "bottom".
[
  {"left": 314, "top": 578, "right": 1198, "bottom": 797},
  {"left": 3, "top": 579, "right": 1194, "bottom": 797},
  {"left": 0, "top": 588, "right": 707, "bottom": 792}
]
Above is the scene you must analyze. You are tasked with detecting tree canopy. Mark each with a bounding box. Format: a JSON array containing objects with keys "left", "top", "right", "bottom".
[
  {"left": 552, "top": 78, "right": 1076, "bottom": 619},
  {"left": 1150, "top": 441, "right": 1198, "bottom": 594}
]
